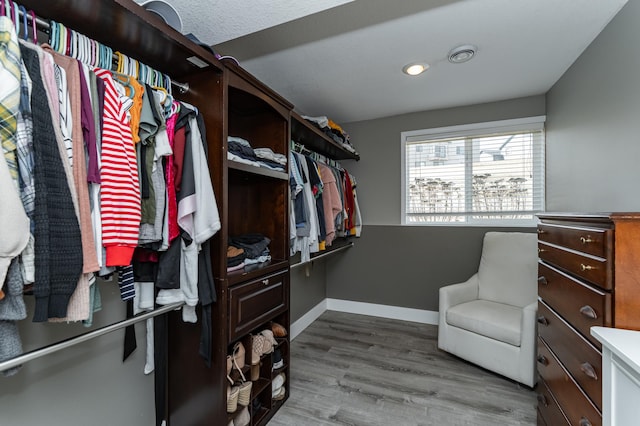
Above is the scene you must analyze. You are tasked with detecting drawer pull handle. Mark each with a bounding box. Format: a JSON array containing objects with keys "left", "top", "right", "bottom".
[
  {"left": 580, "top": 263, "right": 595, "bottom": 272},
  {"left": 580, "top": 236, "right": 593, "bottom": 244},
  {"left": 579, "top": 305, "right": 598, "bottom": 320},
  {"left": 538, "top": 276, "right": 548, "bottom": 285},
  {"left": 580, "top": 362, "right": 598, "bottom": 380},
  {"left": 538, "top": 248, "right": 546, "bottom": 254},
  {"left": 536, "top": 355, "right": 548, "bottom": 366},
  {"left": 536, "top": 394, "right": 548, "bottom": 407},
  {"left": 537, "top": 316, "right": 549, "bottom": 326},
  {"left": 579, "top": 417, "right": 592, "bottom": 426},
  {"left": 537, "top": 229, "right": 546, "bottom": 235},
  {"left": 262, "top": 279, "right": 269, "bottom": 285}
]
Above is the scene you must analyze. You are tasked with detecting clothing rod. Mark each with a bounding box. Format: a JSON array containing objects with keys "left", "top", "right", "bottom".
[
  {"left": 290, "top": 242, "right": 354, "bottom": 269},
  {"left": 16, "top": 7, "right": 190, "bottom": 94},
  {"left": 0, "top": 302, "right": 184, "bottom": 373}
]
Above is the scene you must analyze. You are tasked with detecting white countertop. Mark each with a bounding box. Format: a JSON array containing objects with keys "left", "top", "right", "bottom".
[{"left": 592, "top": 326, "right": 640, "bottom": 375}]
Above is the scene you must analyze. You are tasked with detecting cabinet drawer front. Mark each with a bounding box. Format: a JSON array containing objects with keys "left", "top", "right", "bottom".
[
  {"left": 229, "top": 271, "right": 288, "bottom": 341},
  {"left": 537, "top": 338, "right": 602, "bottom": 426},
  {"left": 538, "top": 242, "right": 611, "bottom": 290},
  {"left": 537, "top": 301, "right": 603, "bottom": 410},
  {"left": 537, "top": 379, "right": 569, "bottom": 426},
  {"left": 538, "top": 224, "right": 611, "bottom": 259},
  {"left": 538, "top": 262, "right": 611, "bottom": 348}
]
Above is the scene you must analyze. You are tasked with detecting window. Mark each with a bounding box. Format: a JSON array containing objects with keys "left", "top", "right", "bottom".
[{"left": 401, "top": 116, "right": 545, "bottom": 225}]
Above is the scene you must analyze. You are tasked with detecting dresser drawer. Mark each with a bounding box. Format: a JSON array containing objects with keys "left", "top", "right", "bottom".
[
  {"left": 538, "top": 224, "right": 611, "bottom": 259},
  {"left": 538, "top": 262, "right": 611, "bottom": 348},
  {"left": 537, "top": 301, "right": 602, "bottom": 410},
  {"left": 537, "top": 379, "right": 569, "bottom": 426},
  {"left": 229, "top": 271, "right": 288, "bottom": 341},
  {"left": 537, "top": 338, "right": 601, "bottom": 426},
  {"left": 538, "top": 241, "right": 611, "bottom": 290}
]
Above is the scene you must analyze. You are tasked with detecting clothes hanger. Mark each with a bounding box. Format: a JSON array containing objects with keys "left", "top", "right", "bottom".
[
  {"left": 29, "top": 10, "right": 36, "bottom": 44},
  {"left": 151, "top": 85, "right": 168, "bottom": 105},
  {"left": 18, "top": 5, "right": 27, "bottom": 40}
]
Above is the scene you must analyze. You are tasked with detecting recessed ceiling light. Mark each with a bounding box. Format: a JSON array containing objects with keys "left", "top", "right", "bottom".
[
  {"left": 448, "top": 45, "right": 477, "bottom": 64},
  {"left": 402, "top": 62, "right": 429, "bottom": 76}
]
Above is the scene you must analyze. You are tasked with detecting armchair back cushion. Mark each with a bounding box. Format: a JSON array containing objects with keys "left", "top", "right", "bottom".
[{"left": 477, "top": 232, "right": 538, "bottom": 308}]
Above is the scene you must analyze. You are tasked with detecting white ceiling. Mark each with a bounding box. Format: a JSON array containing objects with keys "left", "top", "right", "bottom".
[{"left": 146, "top": 0, "right": 628, "bottom": 124}]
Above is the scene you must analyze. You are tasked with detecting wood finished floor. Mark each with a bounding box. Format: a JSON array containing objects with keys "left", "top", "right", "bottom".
[{"left": 269, "top": 311, "right": 536, "bottom": 426}]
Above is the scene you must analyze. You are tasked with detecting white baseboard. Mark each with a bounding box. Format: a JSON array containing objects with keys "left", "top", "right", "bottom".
[
  {"left": 290, "top": 298, "right": 438, "bottom": 340},
  {"left": 290, "top": 299, "right": 328, "bottom": 341},
  {"left": 326, "top": 298, "right": 439, "bottom": 325}
]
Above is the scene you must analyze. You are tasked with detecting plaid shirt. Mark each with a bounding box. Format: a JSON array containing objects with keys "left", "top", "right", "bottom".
[{"left": 0, "top": 17, "right": 21, "bottom": 182}]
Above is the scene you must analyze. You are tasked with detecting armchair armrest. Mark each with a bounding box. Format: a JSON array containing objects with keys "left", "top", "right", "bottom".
[{"left": 439, "top": 274, "right": 479, "bottom": 311}]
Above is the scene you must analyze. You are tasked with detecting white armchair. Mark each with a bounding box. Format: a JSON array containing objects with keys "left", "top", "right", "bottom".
[{"left": 438, "top": 231, "right": 538, "bottom": 387}]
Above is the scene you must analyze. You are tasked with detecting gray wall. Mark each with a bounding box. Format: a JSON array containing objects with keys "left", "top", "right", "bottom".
[
  {"left": 290, "top": 255, "right": 327, "bottom": 322},
  {"left": 546, "top": 0, "right": 640, "bottom": 211},
  {"left": 0, "top": 282, "right": 155, "bottom": 425},
  {"left": 326, "top": 226, "right": 532, "bottom": 311}
]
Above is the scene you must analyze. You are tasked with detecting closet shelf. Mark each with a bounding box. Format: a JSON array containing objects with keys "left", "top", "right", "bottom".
[
  {"left": 227, "top": 260, "right": 290, "bottom": 286},
  {"left": 290, "top": 240, "right": 354, "bottom": 269},
  {"left": 291, "top": 111, "right": 360, "bottom": 161},
  {"left": 227, "top": 160, "right": 289, "bottom": 181},
  {"left": 251, "top": 378, "right": 271, "bottom": 399},
  {"left": 20, "top": 0, "right": 223, "bottom": 78}
]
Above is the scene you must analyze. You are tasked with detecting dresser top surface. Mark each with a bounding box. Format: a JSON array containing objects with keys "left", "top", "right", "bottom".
[
  {"left": 538, "top": 212, "right": 640, "bottom": 223},
  {"left": 592, "top": 326, "right": 640, "bottom": 375}
]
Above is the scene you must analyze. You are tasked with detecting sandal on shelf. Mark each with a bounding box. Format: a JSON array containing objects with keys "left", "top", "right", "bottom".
[
  {"left": 233, "top": 353, "right": 253, "bottom": 407},
  {"left": 234, "top": 407, "right": 250, "bottom": 426},
  {"left": 250, "top": 362, "right": 260, "bottom": 381},
  {"left": 227, "top": 385, "right": 239, "bottom": 413},
  {"left": 232, "top": 341, "right": 246, "bottom": 370},
  {"left": 251, "top": 334, "right": 266, "bottom": 365}
]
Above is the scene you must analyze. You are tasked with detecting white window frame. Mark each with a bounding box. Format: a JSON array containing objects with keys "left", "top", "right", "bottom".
[{"left": 400, "top": 116, "right": 546, "bottom": 226}]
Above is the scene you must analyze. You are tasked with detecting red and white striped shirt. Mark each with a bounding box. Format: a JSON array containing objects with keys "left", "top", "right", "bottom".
[{"left": 94, "top": 68, "right": 141, "bottom": 266}]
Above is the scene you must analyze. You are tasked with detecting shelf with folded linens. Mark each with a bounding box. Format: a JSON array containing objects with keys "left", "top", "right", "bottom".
[{"left": 291, "top": 111, "right": 360, "bottom": 161}]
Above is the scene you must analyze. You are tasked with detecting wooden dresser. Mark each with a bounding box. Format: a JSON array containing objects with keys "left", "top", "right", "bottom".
[{"left": 536, "top": 213, "right": 640, "bottom": 426}]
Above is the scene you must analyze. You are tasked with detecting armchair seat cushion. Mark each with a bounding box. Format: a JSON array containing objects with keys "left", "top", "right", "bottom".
[{"left": 446, "top": 299, "right": 522, "bottom": 346}]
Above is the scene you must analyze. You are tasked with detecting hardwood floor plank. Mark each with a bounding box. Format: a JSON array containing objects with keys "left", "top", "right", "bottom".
[{"left": 269, "top": 311, "right": 536, "bottom": 426}]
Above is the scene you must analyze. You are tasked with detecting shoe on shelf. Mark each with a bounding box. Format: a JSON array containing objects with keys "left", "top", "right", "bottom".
[
  {"left": 272, "top": 386, "right": 286, "bottom": 401},
  {"left": 271, "top": 322, "right": 288, "bottom": 338},
  {"left": 234, "top": 406, "right": 250, "bottom": 426},
  {"left": 260, "top": 329, "right": 277, "bottom": 354},
  {"left": 227, "top": 385, "right": 239, "bottom": 413},
  {"left": 271, "top": 372, "right": 286, "bottom": 392},
  {"left": 272, "top": 349, "right": 283, "bottom": 371},
  {"left": 251, "top": 397, "right": 262, "bottom": 413},
  {"left": 231, "top": 341, "right": 246, "bottom": 370},
  {"left": 237, "top": 380, "right": 252, "bottom": 407},
  {"left": 250, "top": 362, "right": 260, "bottom": 381},
  {"left": 251, "top": 334, "right": 266, "bottom": 365}
]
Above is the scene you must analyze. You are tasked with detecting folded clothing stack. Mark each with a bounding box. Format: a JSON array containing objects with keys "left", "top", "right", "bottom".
[
  {"left": 227, "top": 136, "right": 286, "bottom": 171},
  {"left": 226, "top": 234, "right": 271, "bottom": 272},
  {"left": 301, "top": 115, "right": 358, "bottom": 155}
]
